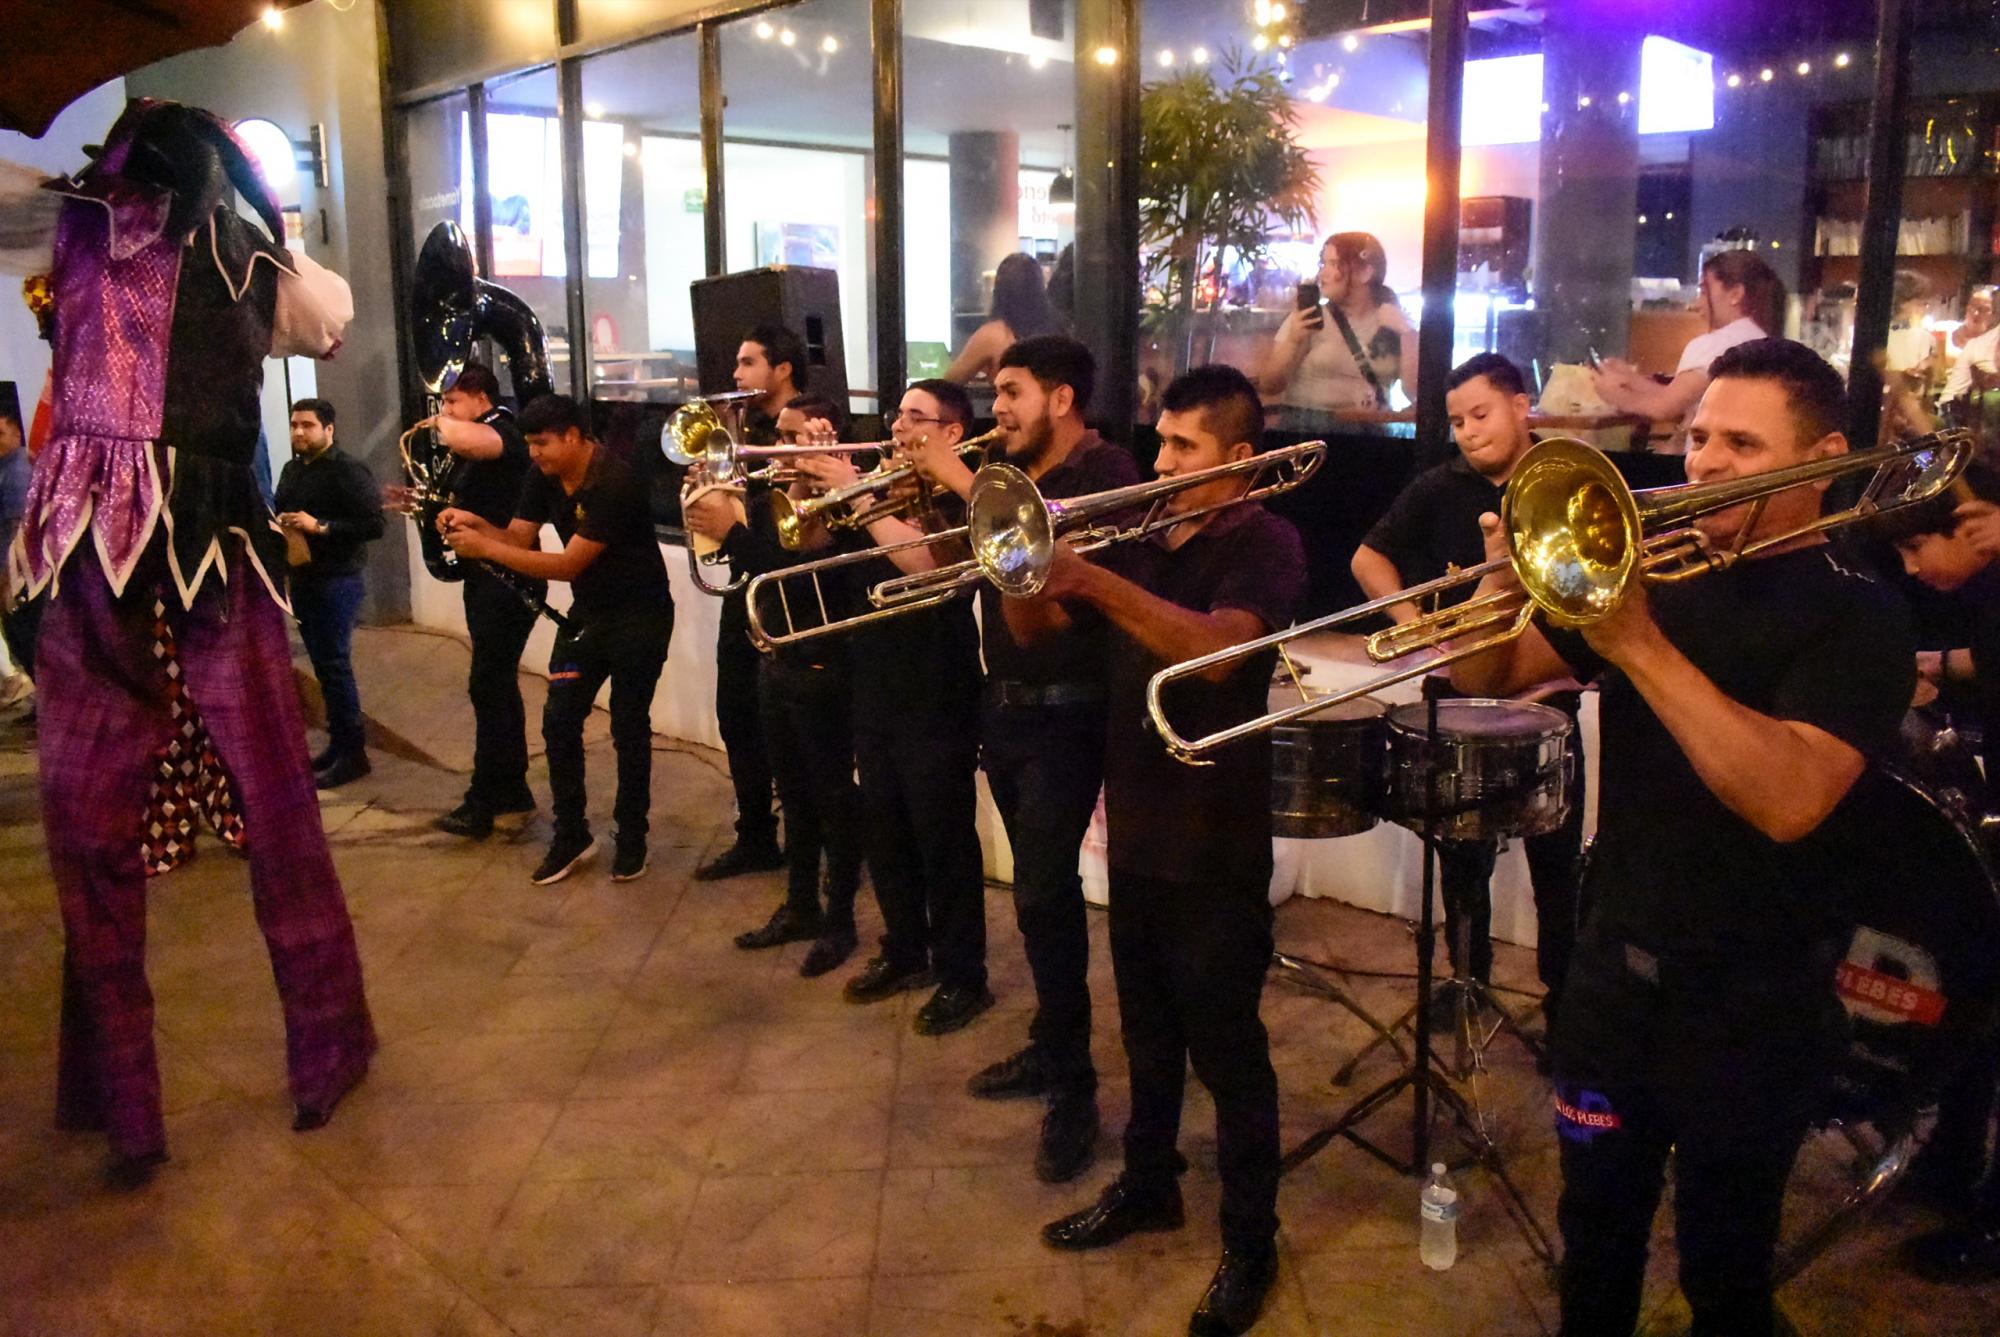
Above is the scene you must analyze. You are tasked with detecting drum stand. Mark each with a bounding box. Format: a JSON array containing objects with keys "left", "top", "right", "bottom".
[{"left": 1280, "top": 686, "right": 1557, "bottom": 1266}]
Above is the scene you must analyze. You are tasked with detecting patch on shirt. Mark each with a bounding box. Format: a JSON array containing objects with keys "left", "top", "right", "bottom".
[
  {"left": 1554, "top": 1086, "right": 1622, "bottom": 1144},
  {"left": 550, "top": 663, "right": 581, "bottom": 683}
]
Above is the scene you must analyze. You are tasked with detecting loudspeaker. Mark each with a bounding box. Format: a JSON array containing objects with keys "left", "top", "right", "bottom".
[{"left": 690, "top": 266, "right": 848, "bottom": 408}]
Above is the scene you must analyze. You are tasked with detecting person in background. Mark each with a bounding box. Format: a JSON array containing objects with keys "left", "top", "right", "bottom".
[
  {"left": 1886, "top": 269, "right": 1939, "bottom": 385},
  {"left": 0, "top": 398, "right": 34, "bottom": 707},
  {"left": 440, "top": 394, "right": 673, "bottom": 886},
  {"left": 1262, "top": 231, "right": 1418, "bottom": 430},
  {"left": 691, "top": 325, "right": 805, "bottom": 880},
  {"left": 1940, "top": 285, "right": 1998, "bottom": 412},
  {"left": 944, "top": 252, "right": 1064, "bottom": 385},
  {"left": 275, "top": 397, "right": 385, "bottom": 789},
  {"left": 1351, "top": 352, "right": 1587, "bottom": 1029},
  {"left": 1048, "top": 244, "right": 1077, "bottom": 333},
  {"left": 1593, "top": 248, "right": 1785, "bottom": 438}
]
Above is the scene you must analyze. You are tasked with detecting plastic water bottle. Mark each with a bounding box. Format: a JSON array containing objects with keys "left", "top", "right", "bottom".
[{"left": 1419, "top": 1162, "right": 1459, "bottom": 1270}]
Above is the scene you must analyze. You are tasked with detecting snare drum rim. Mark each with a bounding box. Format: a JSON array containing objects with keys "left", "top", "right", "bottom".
[{"left": 1384, "top": 696, "right": 1573, "bottom": 741}]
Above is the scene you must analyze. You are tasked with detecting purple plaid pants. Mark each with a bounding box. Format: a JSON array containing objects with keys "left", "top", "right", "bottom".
[{"left": 39, "top": 554, "right": 374, "bottom": 1159}]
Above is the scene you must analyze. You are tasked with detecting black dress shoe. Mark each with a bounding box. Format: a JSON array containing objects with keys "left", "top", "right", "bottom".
[
  {"left": 800, "top": 925, "right": 858, "bottom": 978},
  {"left": 967, "top": 1045, "right": 1054, "bottom": 1100},
  {"left": 734, "top": 902, "right": 824, "bottom": 950},
  {"left": 1036, "top": 1089, "right": 1100, "bottom": 1184},
  {"left": 913, "top": 982, "right": 995, "bottom": 1036},
  {"left": 696, "top": 840, "right": 787, "bottom": 880},
  {"left": 315, "top": 752, "right": 372, "bottom": 789},
  {"left": 1042, "top": 1174, "right": 1184, "bottom": 1251},
  {"left": 844, "top": 957, "right": 934, "bottom": 1004},
  {"left": 433, "top": 802, "right": 494, "bottom": 839},
  {"left": 1189, "top": 1246, "right": 1279, "bottom": 1336},
  {"left": 1902, "top": 1222, "right": 2000, "bottom": 1282}
]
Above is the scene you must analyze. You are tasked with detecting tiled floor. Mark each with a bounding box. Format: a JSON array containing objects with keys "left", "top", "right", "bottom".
[{"left": 0, "top": 625, "right": 1996, "bottom": 1335}]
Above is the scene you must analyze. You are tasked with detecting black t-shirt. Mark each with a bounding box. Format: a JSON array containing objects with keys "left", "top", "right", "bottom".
[
  {"left": 979, "top": 432, "right": 1143, "bottom": 686},
  {"left": 1100, "top": 503, "right": 1308, "bottom": 886},
  {"left": 847, "top": 499, "right": 982, "bottom": 729},
  {"left": 731, "top": 489, "right": 852, "bottom": 668},
  {"left": 1361, "top": 454, "right": 1506, "bottom": 610},
  {"left": 515, "top": 447, "right": 670, "bottom": 624},
  {"left": 1540, "top": 544, "right": 1914, "bottom": 957},
  {"left": 455, "top": 406, "right": 534, "bottom": 528},
  {"left": 1959, "top": 565, "right": 2000, "bottom": 783}
]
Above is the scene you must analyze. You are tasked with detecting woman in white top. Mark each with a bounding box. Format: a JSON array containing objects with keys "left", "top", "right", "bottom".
[
  {"left": 1262, "top": 232, "right": 1417, "bottom": 430},
  {"left": 1942, "top": 286, "right": 1998, "bottom": 406},
  {"left": 1594, "top": 248, "right": 1784, "bottom": 429},
  {"left": 943, "top": 251, "right": 1063, "bottom": 384}
]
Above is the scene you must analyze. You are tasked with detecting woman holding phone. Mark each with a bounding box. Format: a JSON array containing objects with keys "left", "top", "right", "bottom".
[{"left": 1261, "top": 232, "right": 1418, "bottom": 431}]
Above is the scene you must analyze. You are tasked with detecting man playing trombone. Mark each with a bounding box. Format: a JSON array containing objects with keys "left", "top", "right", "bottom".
[
  {"left": 903, "top": 335, "right": 1141, "bottom": 1183},
  {"left": 1451, "top": 339, "right": 1916, "bottom": 1336},
  {"left": 787, "top": 379, "right": 994, "bottom": 1035},
  {"left": 1003, "top": 366, "right": 1306, "bottom": 1337}
]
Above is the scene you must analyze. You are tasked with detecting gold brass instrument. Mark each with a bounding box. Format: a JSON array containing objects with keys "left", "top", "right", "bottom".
[
  {"left": 1146, "top": 430, "right": 1974, "bottom": 763},
  {"left": 768, "top": 427, "right": 1003, "bottom": 550},
  {"left": 745, "top": 439, "right": 1327, "bottom": 650}
]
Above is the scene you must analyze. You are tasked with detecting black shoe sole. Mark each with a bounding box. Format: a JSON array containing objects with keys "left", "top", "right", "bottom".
[
  {"left": 610, "top": 854, "right": 649, "bottom": 882},
  {"left": 531, "top": 839, "right": 599, "bottom": 886}
]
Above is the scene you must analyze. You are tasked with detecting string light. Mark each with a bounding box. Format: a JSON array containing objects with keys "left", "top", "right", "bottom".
[
  {"left": 755, "top": 19, "right": 773, "bottom": 39},
  {"left": 1796, "top": 60, "right": 1811, "bottom": 76},
  {"left": 1726, "top": 72, "right": 1742, "bottom": 88},
  {"left": 1191, "top": 46, "right": 1209, "bottom": 64},
  {"left": 1835, "top": 51, "right": 1852, "bottom": 67},
  {"left": 779, "top": 27, "right": 797, "bottom": 47},
  {"left": 1616, "top": 90, "right": 1631, "bottom": 105},
  {"left": 1278, "top": 34, "right": 1292, "bottom": 48},
  {"left": 1158, "top": 49, "right": 1176, "bottom": 67},
  {"left": 1094, "top": 44, "right": 1118, "bottom": 65},
  {"left": 261, "top": 5, "right": 284, "bottom": 30},
  {"left": 1342, "top": 34, "right": 1360, "bottom": 53},
  {"left": 1271, "top": 2, "right": 1287, "bottom": 19},
  {"left": 1252, "top": 33, "right": 1270, "bottom": 51},
  {"left": 1577, "top": 94, "right": 1593, "bottom": 108},
  {"left": 821, "top": 34, "right": 839, "bottom": 54},
  {"left": 1760, "top": 67, "right": 1775, "bottom": 81},
  {"left": 1029, "top": 51, "right": 1049, "bottom": 70}
]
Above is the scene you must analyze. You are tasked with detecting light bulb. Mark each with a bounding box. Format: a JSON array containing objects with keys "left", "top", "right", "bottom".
[
  {"left": 1760, "top": 67, "right": 1774, "bottom": 82},
  {"left": 755, "top": 19, "right": 773, "bottom": 39},
  {"left": 1191, "top": 46, "right": 1209, "bottom": 64},
  {"left": 779, "top": 28, "right": 797, "bottom": 47},
  {"left": 821, "top": 34, "right": 839, "bottom": 54},
  {"left": 1342, "top": 34, "right": 1360, "bottom": 53},
  {"left": 1158, "top": 49, "right": 1175, "bottom": 67},
  {"left": 1094, "top": 45, "right": 1118, "bottom": 65},
  {"left": 261, "top": 5, "right": 284, "bottom": 31}
]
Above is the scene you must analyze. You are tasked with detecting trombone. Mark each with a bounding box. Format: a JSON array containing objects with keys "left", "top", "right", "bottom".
[
  {"left": 745, "top": 439, "right": 1327, "bottom": 651},
  {"left": 1146, "top": 430, "right": 1974, "bottom": 762},
  {"left": 768, "top": 427, "right": 1003, "bottom": 550},
  {"left": 662, "top": 398, "right": 888, "bottom": 486}
]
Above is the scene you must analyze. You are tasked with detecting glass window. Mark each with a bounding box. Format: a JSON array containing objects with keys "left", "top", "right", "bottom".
[
  {"left": 403, "top": 91, "right": 476, "bottom": 252},
  {"left": 720, "top": 0, "right": 876, "bottom": 413},
  {"left": 388, "top": 0, "right": 557, "bottom": 98},
  {"left": 575, "top": 1, "right": 706, "bottom": 50},
  {"left": 481, "top": 66, "right": 573, "bottom": 400},
  {"left": 578, "top": 33, "right": 705, "bottom": 403},
  {"left": 903, "top": 0, "right": 1079, "bottom": 407}
]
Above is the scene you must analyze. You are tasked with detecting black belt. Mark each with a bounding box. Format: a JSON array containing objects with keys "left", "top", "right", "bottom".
[{"left": 985, "top": 680, "right": 1107, "bottom": 709}]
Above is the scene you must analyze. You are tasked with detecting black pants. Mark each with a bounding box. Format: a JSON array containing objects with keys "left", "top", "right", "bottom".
[
  {"left": 1109, "top": 867, "right": 1280, "bottom": 1254},
  {"left": 462, "top": 569, "right": 539, "bottom": 811},
  {"left": 760, "top": 656, "right": 861, "bottom": 925},
  {"left": 982, "top": 698, "right": 1106, "bottom": 1091},
  {"left": 3, "top": 590, "right": 44, "bottom": 680},
  {"left": 1553, "top": 935, "right": 1841, "bottom": 1337},
  {"left": 1925, "top": 1029, "right": 2000, "bottom": 1221},
  {"left": 543, "top": 608, "right": 671, "bottom": 846},
  {"left": 856, "top": 719, "right": 986, "bottom": 989},
  {"left": 716, "top": 619, "right": 779, "bottom": 848},
  {"left": 1438, "top": 695, "right": 1587, "bottom": 1015}
]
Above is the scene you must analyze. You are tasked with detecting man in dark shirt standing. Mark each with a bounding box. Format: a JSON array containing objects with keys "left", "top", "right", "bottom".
[
  {"left": 439, "top": 394, "right": 673, "bottom": 886},
  {"left": 907, "top": 335, "right": 1142, "bottom": 1183},
  {"left": 792, "top": 379, "right": 993, "bottom": 1034},
  {"left": 1352, "top": 352, "right": 1586, "bottom": 1025},
  {"left": 692, "top": 324, "right": 809, "bottom": 880},
  {"left": 1009, "top": 366, "right": 1306, "bottom": 1337},
  {"left": 1453, "top": 339, "right": 1916, "bottom": 1336},
  {"left": 275, "top": 397, "right": 385, "bottom": 789},
  {"left": 427, "top": 363, "right": 543, "bottom": 840}
]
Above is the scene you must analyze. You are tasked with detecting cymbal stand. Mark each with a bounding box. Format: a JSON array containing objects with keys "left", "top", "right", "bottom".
[{"left": 1279, "top": 683, "right": 1555, "bottom": 1266}]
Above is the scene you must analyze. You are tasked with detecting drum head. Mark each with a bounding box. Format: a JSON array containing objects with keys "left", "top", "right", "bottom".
[
  {"left": 1387, "top": 697, "right": 1570, "bottom": 740},
  {"left": 1826, "top": 768, "right": 2000, "bottom": 1127},
  {"left": 1267, "top": 686, "right": 1386, "bottom": 723}
]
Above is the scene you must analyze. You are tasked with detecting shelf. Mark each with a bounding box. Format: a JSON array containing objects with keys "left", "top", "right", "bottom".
[{"left": 1810, "top": 252, "right": 1994, "bottom": 261}]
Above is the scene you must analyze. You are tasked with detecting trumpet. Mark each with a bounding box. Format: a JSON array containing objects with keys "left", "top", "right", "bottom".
[
  {"left": 768, "top": 427, "right": 1003, "bottom": 550},
  {"left": 745, "top": 439, "right": 1327, "bottom": 650},
  {"left": 1145, "top": 430, "right": 1974, "bottom": 762},
  {"left": 663, "top": 399, "right": 887, "bottom": 484}
]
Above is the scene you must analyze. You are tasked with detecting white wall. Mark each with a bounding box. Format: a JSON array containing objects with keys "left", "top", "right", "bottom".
[{"left": 640, "top": 135, "right": 707, "bottom": 353}]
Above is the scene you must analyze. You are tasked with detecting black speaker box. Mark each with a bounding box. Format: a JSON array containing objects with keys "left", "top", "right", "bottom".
[{"left": 690, "top": 266, "right": 848, "bottom": 407}]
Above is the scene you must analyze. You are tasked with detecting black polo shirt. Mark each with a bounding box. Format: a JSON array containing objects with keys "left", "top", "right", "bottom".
[
  {"left": 515, "top": 447, "right": 670, "bottom": 625},
  {"left": 1360, "top": 453, "right": 1507, "bottom": 607},
  {"left": 455, "top": 406, "right": 533, "bottom": 528},
  {"left": 846, "top": 498, "right": 982, "bottom": 730},
  {"left": 1539, "top": 544, "right": 1913, "bottom": 958},
  {"left": 273, "top": 445, "right": 385, "bottom": 577},
  {"left": 1100, "top": 503, "right": 1308, "bottom": 886},
  {"left": 979, "top": 432, "right": 1142, "bottom": 687}
]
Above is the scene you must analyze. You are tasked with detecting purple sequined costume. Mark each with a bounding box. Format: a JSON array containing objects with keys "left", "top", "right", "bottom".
[{"left": 17, "top": 102, "right": 373, "bottom": 1162}]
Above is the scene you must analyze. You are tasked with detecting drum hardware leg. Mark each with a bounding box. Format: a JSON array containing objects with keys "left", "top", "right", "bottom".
[
  {"left": 1270, "top": 952, "right": 1411, "bottom": 1077},
  {"left": 1771, "top": 1118, "right": 1918, "bottom": 1288},
  {"left": 1331, "top": 999, "right": 1421, "bottom": 1086}
]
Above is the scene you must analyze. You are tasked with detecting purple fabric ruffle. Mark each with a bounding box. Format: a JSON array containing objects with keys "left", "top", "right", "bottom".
[{"left": 11, "top": 434, "right": 162, "bottom": 598}]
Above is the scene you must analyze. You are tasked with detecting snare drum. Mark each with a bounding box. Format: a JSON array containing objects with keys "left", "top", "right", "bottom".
[
  {"left": 1383, "top": 698, "right": 1574, "bottom": 841},
  {"left": 1270, "top": 693, "right": 1386, "bottom": 839}
]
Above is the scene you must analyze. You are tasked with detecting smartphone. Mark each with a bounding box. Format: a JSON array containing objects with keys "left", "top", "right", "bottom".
[
  {"left": 1586, "top": 345, "right": 1604, "bottom": 371},
  {"left": 1296, "top": 282, "right": 1320, "bottom": 312}
]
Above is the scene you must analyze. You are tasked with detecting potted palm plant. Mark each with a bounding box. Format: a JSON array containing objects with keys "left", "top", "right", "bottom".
[{"left": 1140, "top": 50, "right": 1321, "bottom": 375}]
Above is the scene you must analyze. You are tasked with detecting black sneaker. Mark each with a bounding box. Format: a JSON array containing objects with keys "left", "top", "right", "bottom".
[
  {"left": 913, "top": 982, "right": 995, "bottom": 1037},
  {"left": 531, "top": 833, "right": 597, "bottom": 886},
  {"left": 844, "top": 957, "right": 935, "bottom": 1004},
  {"left": 967, "top": 1045, "right": 1054, "bottom": 1100},
  {"left": 800, "top": 925, "right": 859, "bottom": 978},
  {"left": 433, "top": 802, "right": 493, "bottom": 840},
  {"left": 309, "top": 743, "right": 337, "bottom": 771},
  {"left": 1041, "top": 1173, "right": 1183, "bottom": 1250},
  {"left": 1035, "top": 1089, "right": 1100, "bottom": 1184},
  {"left": 734, "top": 902, "right": 824, "bottom": 950},
  {"left": 611, "top": 843, "right": 649, "bottom": 882},
  {"left": 315, "top": 752, "right": 371, "bottom": 790},
  {"left": 488, "top": 794, "right": 537, "bottom": 829},
  {"left": 695, "top": 840, "right": 787, "bottom": 880},
  {"left": 1189, "top": 1245, "right": 1279, "bottom": 1336}
]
